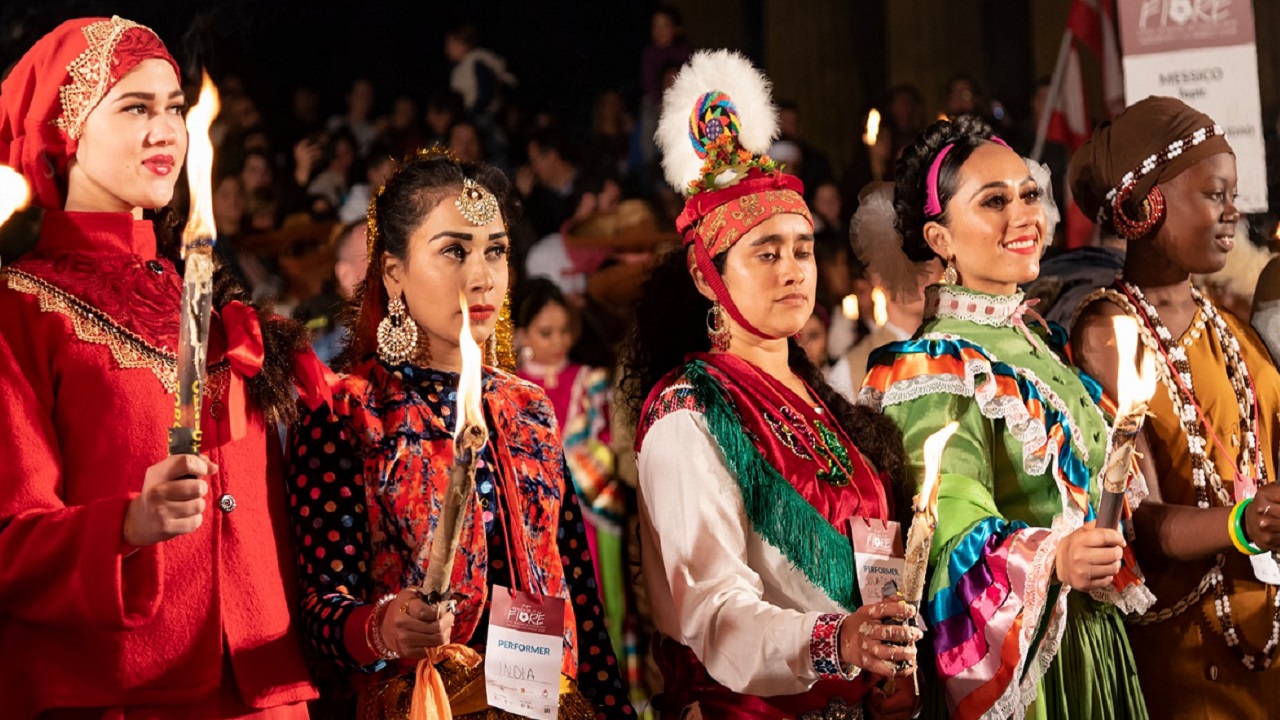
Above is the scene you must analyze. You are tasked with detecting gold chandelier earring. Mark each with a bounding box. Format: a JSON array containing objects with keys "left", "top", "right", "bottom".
[{"left": 377, "top": 292, "right": 420, "bottom": 365}]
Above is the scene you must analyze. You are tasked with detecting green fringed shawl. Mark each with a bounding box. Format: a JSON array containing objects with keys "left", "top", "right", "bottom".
[{"left": 683, "top": 361, "right": 863, "bottom": 611}]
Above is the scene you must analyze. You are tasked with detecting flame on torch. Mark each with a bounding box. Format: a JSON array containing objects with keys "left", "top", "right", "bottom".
[
  {"left": 918, "top": 422, "right": 959, "bottom": 518},
  {"left": 900, "top": 420, "right": 960, "bottom": 612},
  {"left": 0, "top": 166, "right": 31, "bottom": 228},
  {"left": 872, "top": 287, "right": 888, "bottom": 328},
  {"left": 863, "top": 109, "right": 881, "bottom": 148},
  {"left": 842, "top": 294, "right": 860, "bottom": 321},
  {"left": 1112, "top": 315, "right": 1157, "bottom": 413},
  {"left": 455, "top": 291, "right": 487, "bottom": 438},
  {"left": 181, "top": 72, "right": 220, "bottom": 254}
]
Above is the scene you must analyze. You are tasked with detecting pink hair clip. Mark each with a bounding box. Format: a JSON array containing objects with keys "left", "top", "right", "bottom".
[{"left": 923, "top": 136, "right": 1009, "bottom": 218}]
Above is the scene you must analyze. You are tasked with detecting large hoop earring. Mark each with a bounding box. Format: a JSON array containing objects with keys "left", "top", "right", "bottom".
[
  {"left": 377, "top": 293, "right": 421, "bottom": 365},
  {"left": 706, "top": 302, "right": 731, "bottom": 352},
  {"left": 1112, "top": 186, "right": 1166, "bottom": 241},
  {"left": 942, "top": 257, "right": 959, "bottom": 285}
]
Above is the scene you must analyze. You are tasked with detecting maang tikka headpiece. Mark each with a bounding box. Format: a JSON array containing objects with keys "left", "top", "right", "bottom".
[{"left": 456, "top": 177, "right": 499, "bottom": 226}]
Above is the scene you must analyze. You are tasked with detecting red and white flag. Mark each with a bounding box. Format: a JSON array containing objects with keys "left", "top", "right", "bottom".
[{"left": 1039, "top": 0, "right": 1124, "bottom": 249}]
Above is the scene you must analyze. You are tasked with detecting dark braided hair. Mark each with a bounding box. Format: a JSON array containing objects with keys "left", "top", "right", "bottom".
[
  {"left": 151, "top": 207, "right": 310, "bottom": 426},
  {"left": 618, "top": 247, "right": 907, "bottom": 489},
  {"left": 338, "top": 151, "right": 520, "bottom": 370},
  {"left": 893, "top": 114, "right": 1001, "bottom": 263}
]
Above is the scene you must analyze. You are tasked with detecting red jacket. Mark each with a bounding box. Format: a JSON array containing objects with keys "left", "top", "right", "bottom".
[{"left": 0, "top": 211, "right": 316, "bottom": 717}]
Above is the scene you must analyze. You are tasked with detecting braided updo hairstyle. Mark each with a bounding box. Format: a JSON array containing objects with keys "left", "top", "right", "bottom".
[
  {"left": 338, "top": 151, "right": 520, "bottom": 370},
  {"left": 892, "top": 114, "right": 1002, "bottom": 262}
]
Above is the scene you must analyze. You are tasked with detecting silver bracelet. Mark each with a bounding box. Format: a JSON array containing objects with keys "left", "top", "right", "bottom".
[{"left": 367, "top": 593, "right": 400, "bottom": 660}]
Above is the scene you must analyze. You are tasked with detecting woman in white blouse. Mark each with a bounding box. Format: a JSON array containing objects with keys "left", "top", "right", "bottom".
[{"left": 619, "top": 50, "right": 921, "bottom": 720}]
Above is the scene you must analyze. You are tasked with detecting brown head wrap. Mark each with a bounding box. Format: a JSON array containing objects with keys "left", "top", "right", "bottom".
[{"left": 1069, "top": 96, "right": 1232, "bottom": 228}]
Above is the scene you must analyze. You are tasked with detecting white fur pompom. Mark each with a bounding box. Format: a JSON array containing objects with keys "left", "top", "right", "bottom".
[
  {"left": 656, "top": 49, "right": 779, "bottom": 195},
  {"left": 850, "top": 182, "right": 923, "bottom": 303},
  {"left": 1025, "top": 157, "right": 1059, "bottom": 251}
]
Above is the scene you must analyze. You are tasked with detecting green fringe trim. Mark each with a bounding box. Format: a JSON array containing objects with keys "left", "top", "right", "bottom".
[{"left": 684, "top": 361, "right": 862, "bottom": 611}]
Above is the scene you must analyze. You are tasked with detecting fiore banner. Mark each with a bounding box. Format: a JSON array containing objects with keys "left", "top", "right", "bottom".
[{"left": 1117, "top": 0, "right": 1267, "bottom": 212}]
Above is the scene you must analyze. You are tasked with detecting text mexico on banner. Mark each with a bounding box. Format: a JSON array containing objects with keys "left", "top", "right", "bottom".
[{"left": 1117, "top": 0, "right": 1267, "bottom": 213}]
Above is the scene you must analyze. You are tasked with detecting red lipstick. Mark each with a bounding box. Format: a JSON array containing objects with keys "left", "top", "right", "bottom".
[{"left": 142, "top": 154, "right": 175, "bottom": 176}]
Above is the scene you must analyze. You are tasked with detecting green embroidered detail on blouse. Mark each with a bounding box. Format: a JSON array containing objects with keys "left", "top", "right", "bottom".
[
  {"left": 814, "top": 419, "right": 854, "bottom": 487},
  {"left": 685, "top": 361, "right": 862, "bottom": 611}
]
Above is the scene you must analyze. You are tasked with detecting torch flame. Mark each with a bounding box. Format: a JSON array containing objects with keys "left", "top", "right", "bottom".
[
  {"left": 841, "top": 294, "right": 860, "bottom": 321},
  {"left": 1112, "top": 316, "right": 1157, "bottom": 413},
  {"left": 0, "top": 165, "right": 30, "bottom": 229},
  {"left": 455, "top": 291, "right": 486, "bottom": 438},
  {"left": 863, "top": 109, "right": 881, "bottom": 148},
  {"left": 918, "top": 421, "right": 960, "bottom": 518},
  {"left": 181, "top": 72, "right": 221, "bottom": 255},
  {"left": 872, "top": 287, "right": 888, "bottom": 328}
]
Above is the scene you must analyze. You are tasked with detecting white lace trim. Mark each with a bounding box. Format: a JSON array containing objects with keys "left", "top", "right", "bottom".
[
  {"left": 1088, "top": 577, "right": 1157, "bottom": 616},
  {"left": 1004, "top": 525, "right": 1070, "bottom": 720},
  {"left": 926, "top": 285, "right": 1026, "bottom": 327}
]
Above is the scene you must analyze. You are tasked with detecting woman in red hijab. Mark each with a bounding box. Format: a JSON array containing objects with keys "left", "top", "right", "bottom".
[{"left": 0, "top": 17, "right": 322, "bottom": 718}]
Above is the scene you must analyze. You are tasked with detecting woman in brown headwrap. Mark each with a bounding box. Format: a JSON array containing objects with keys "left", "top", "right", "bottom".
[{"left": 1071, "top": 96, "right": 1280, "bottom": 719}]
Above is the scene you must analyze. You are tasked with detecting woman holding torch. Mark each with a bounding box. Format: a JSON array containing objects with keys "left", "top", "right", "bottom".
[
  {"left": 0, "top": 16, "right": 319, "bottom": 718},
  {"left": 1071, "top": 97, "right": 1280, "bottom": 719},
  {"left": 858, "top": 114, "right": 1151, "bottom": 719},
  {"left": 620, "top": 50, "right": 921, "bottom": 720},
  {"left": 286, "top": 149, "right": 630, "bottom": 718}
]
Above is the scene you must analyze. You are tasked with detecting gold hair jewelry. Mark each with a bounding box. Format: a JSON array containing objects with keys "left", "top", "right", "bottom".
[
  {"left": 417, "top": 144, "right": 461, "bottom": 163},
  {"left": 489, "top": 292, "right": 516, "bottom": 372},
  {"left": 366, "top": 183, "right": 386, "bottom": 259},
  {"left": 456, "top": 177, "right": 500, "bottom": 226}
]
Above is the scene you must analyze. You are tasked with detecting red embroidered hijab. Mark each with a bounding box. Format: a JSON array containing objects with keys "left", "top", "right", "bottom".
[{"left": 0, "top": 16, "right": 179, "bottom": 209}]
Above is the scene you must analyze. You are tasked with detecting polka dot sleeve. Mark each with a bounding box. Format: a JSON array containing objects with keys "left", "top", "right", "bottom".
[
  {"left": 287, "top": 403, "right": 383, "bottom": 672},
  {"left": 558, "top": 476, "right": 635, "bottom": 718}
]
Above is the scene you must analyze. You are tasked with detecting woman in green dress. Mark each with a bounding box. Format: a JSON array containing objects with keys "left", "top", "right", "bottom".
[{"left": 857, "top": 115, "right": 1151, "bottom": 719}]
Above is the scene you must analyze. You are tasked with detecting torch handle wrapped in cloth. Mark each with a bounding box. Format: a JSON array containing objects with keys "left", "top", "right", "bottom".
[
  {"left": 419, "top": 292, "right": 490, "bottom": 606},
  {"left": 882, "top": 492, "right": 936, "bottom": 695},
  {"left": 1096, "top": 315, "right": 1158, "bottom": 531},
  {"left": 882, "top": 422, "right": 958, "bottom": 695},
  {"left": 1096, "top": 401, "right": 1147, "bottom": 530},
  {"left": 420, "top": 424, "right": 487, "bottom": 604}
]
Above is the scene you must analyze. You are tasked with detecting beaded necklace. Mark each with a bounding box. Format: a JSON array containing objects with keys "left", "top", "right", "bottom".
[{"left": 1118, "top": 276, "right": 1280, "bottom": 670}]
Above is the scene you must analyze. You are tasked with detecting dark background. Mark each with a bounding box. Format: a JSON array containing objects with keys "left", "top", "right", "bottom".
[{"left": 0, "top": 0, "right": 657, "bottom": 134}]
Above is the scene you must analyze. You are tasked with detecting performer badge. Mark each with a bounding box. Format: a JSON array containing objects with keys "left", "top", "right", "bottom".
[
  {"left": 485, "top": 586, "right": 565, "bottom": 718},
  {"left": 1251, "top": 553, "right": 1280, "bottom": 585},
  {"left": 849, "top": 518, "right": 906, "bottom": 605}
]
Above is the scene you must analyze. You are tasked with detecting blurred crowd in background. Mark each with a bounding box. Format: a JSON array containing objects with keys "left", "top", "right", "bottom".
[{"left": 4, "top": 7, "right": 1278, "bottom": 714}]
